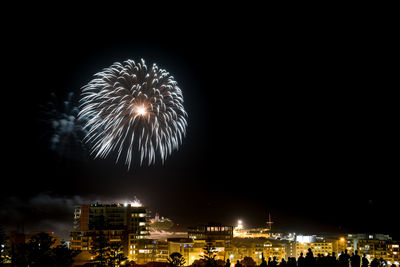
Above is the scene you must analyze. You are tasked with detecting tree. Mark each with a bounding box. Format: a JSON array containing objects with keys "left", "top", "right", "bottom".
[
  {"left": 90, "top": 232, "right": 127, "bottom": 267},
  {"left": 90, "top": 231, "right": 110, "bottom": 266},
  {"left": 107, "top": 241, "right": 127, "bottom": 267},
  {"left": 52, "top": 241, "right": 81, "bottom": 267},
  {"left": 201, "top": 243, "right": 217, "bottom": 267},
  {"left": 15, "top": 232, "right": 55, "bottom": 267},
  {"left": 167, "top": 252, "right": 186, "bottom": 267}
]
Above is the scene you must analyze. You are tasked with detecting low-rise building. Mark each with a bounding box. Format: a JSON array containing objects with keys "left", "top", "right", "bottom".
[{"left": 228, "top": 238, "right": 286, "bottom": 264}]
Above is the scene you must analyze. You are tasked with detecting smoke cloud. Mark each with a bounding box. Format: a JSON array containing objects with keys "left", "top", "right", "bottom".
[{"left": 0, "top": 193, "right": 97, "bottom": 240}]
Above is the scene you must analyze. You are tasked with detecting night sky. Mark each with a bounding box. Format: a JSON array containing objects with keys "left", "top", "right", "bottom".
[{"left": 1, "top": 14, "right": 398, "bottom": 240}]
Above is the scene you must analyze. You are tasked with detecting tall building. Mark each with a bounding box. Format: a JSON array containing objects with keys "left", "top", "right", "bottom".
[
  {"left": 73, "top": 202, "right": 149, "bottom": 233},
  {"left": 70, "top": 199, "right": 150, "bottom": 263}
]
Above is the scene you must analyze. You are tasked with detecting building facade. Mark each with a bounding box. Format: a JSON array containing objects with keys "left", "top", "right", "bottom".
[
  {"left": 70, "top": 201, "right": 150, "bottom": 263},
  {"left": 229, "top": 238, "right": 286, "bottom": 265},
  {"left": 188, "top": 223, "right": 233, "bottom": 241}
]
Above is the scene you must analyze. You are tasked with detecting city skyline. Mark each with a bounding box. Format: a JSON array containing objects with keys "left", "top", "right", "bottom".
[
  {"left": 11, "top": 198, "right": 399, "bottom": 266},
  {"left": 1, "top": 196, "right": 398, "bottom": 242}
]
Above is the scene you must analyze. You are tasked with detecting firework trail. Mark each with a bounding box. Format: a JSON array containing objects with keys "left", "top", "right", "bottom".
[
  {"left": 42, "top": 92, "right": 89, "bottom": 159},
  {"left": 79, "top": 59, "right": 187, "bottom": 169}
]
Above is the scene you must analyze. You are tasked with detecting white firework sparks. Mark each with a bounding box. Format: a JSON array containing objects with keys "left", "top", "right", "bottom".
[{"left": 79, "top": 59, "right": 187, "bottom": 169}]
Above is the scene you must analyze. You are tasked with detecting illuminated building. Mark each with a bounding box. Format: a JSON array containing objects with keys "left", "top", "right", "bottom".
[
  {"left": 335, "top": 237, "right": 347, "bottom": 255},
  {"left": 165, "top": 237, "right": 229, "bottom": 265},
  {"left": 233, "top": 215, "right": 277, "bottom": 239},
  {"left": 70, "top": 199, "right": 150, "bottom": 263},
  {"left": 228, "top": 238, "right": 286, "bottom": 264},
  {"left": 346, "top": 233, "right": 391, "bottom": 251},
  {"left": 295, "top": 241, "right": 333, "bottom": 257},
  {"left": 168, "top": 238, "right": 207, "bottom": 265},
  {"left": 285, "top": 241, "right": 296, "bottom": 259},
  {"left": 285, "top": 235, "right": 337, "bottom": 259},
  {"left": 70, "top": 229, "right": 125, "bottom": 251},
  {"left": 188, "top": 223, "right": 233, "bottom": 241},
  {"left": 345, "top": 234, "right": 399, "bottom": 264},
  {"left": 73, "top": 199, "right": 148, "bottom": 232},
  {"left": 386, "top": 243, "right": 400, "bottom": 266},
  {"left": 357, "top": 239, "right": 388, "bottom": 261},
  {"left": 128, "top": 239, "right": 169, "bottom": 263},
  {"left": 187, "top": 223, "right": 233, "bottom": 263}
]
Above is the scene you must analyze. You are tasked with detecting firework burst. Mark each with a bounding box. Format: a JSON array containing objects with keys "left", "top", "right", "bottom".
[{"left": 79, "top": 59, "right": 187, "bottom": 169}]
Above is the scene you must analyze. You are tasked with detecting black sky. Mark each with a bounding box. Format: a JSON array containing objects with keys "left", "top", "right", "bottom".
[{"left": 1, "top": 11, "right": 398, "bottom": 240}]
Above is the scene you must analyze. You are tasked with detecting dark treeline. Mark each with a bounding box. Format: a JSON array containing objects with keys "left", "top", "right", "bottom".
[{"left": 0, "top": 231, "right": 79, "bottom": 267}]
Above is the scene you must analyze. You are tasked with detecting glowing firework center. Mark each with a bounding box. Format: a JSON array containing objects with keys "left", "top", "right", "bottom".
[{"left": 135, "top": 105, "right": 147, "bottom": 117}]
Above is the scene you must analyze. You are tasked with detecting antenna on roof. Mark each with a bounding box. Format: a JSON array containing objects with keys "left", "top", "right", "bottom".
[{"left": 267, "top": 213, "right": 273, "bottom": 231}]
